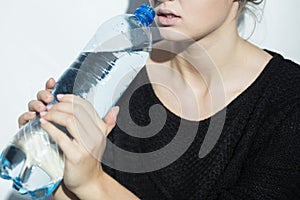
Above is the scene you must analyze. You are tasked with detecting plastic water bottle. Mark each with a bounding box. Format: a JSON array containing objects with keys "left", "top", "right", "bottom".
[{"left": 0, "top": 4, "right": 155, "bottom": 199}]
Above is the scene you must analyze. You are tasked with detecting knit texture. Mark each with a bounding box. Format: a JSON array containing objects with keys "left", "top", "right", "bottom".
[{"left": 102, "top": 51, "right": 300, "bottom": 199}]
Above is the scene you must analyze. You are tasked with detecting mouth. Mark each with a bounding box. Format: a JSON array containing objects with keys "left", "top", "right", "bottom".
[
  {"left": 157, "top": 9, "right": 181, "bottom": 26},
  {"left": 157, "top": 9, "right": 180, "bottom": 18}
]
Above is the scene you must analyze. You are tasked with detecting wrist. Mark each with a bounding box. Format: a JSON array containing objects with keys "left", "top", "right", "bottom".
[
  {"left": 73, "top": 171, "right": 140, "bottom": 200},
  {"left": 72, "top": 169, "right": 107, "bottom": 200}
]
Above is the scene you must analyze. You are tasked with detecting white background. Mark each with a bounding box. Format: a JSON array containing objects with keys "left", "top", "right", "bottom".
[{"left": 0, "top": 0, "right": 299, "bottom": 199}]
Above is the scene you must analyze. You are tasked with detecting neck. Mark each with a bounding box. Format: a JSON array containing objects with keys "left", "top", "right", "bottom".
[{"left": 169, "top": 5, "right": 242, "bottom": 90}]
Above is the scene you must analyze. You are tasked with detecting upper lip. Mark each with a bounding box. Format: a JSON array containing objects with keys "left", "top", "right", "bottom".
[{"left": 157, "top": 9, "right": 180, "bottom": 17}]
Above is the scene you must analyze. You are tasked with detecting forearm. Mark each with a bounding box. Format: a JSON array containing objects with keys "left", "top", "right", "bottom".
[{"left": 73, "top": 172, "right": 140, "bottom": 200}]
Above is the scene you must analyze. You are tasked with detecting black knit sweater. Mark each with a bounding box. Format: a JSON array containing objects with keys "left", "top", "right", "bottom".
[{"left": 102, "top": 51, "right": 300, "bottom": 200}]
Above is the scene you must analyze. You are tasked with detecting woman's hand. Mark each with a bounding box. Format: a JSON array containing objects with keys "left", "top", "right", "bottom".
[
  {"left": 18, "top": 78, "right": 136, "bottom": 199},
  {"left": 18, "top": 78, "right": 55, "bottom": 128},
  {"left": 39, "top": 93, "right": 120, "bottom": 199},
  {"left": 17, "top": 78, "right": 79, "bottom": 199}
]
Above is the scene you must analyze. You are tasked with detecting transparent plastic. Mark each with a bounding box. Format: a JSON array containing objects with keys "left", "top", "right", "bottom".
[{"left": 0, "top": 4, "right": 155, "bottom": 200}]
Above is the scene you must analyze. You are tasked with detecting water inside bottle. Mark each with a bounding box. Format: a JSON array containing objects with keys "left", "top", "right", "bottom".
[
  {"left": 0, "top": 118, "right": 64, "bottom": 199},
  {"left": 53, "top": 49, "right": 150, "bottom": 118}
]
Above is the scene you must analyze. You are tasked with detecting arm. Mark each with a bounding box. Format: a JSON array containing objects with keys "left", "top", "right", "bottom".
[
  {"left": 39, "top": 94, "right": 140, "bottom": 200},
  {"left": 71, "top": 171, "right": 139, "bottom": 200}
]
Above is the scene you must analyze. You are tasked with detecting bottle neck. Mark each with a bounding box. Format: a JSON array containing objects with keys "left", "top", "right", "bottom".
[
  {"left": 134, "top": 14, "right": 151, "bottom": 27},
  {"left": 134, "top": 4, "right": 155, "bottom": 27}
]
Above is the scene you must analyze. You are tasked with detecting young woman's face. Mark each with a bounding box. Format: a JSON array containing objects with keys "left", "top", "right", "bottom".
[{"left": 150, "top": 0, "right": 235, "bottom": 41}]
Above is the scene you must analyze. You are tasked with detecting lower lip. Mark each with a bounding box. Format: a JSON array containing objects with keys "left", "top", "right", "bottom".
[{"left": 158, "top": 15, "right": 180, "bottom": 26}]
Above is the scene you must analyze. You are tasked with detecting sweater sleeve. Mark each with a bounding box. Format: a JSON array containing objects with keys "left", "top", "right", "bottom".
[{"left": 215, "top": 102, "right": 300, "bottom": 200}]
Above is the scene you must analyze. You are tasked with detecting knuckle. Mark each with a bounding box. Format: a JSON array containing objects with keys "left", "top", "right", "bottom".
[
  {"left": 37, "top": 90, "right": 45, "bottom": 100},
  {"left": 28, "top": 100, "right": 36, "bottom": 107}
]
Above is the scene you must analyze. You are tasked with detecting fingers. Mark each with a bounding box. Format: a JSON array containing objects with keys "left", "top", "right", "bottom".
[
  {"left": 40, "top": 118, "right": 78, "bottom": 158},
  {"left": 37, "top": 90, "right": 54, "bottom": 104},
  {"left": 28, "top": 100, "right": 47, "bottom": 113},
  {"left": 41, "top": 94, "right": 105, "bottom": 140},
  {"left": 27, "top": 78, "right": 56, "bottom": 113},
  {"left": 18, "top": 112, "right": 36, "bottom": 128},
  {"left": 45, "top": 78, "right": 56, "bottom": 91},
  {"left": 40, "top": 109, "right": 80, "bottom": 140},
  {"left": 18, "top": 78, "right": 56, "bottom": 128},
  {"left": 56, "top": 94, "right": 120, "bottom": 136},
  {"left": 36, "top": 78, "right": 56, "bottom": 105},
  {"left": 40, "top": 94, "right": 108, "bottom": 161},
  {"left": 57, "top": 94, "right": 108, "bottom": 133}
]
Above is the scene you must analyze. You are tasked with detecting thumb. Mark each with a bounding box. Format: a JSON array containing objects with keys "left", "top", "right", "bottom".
[{"left": 104, "top": 106, "right": 120, "bottom": 135}]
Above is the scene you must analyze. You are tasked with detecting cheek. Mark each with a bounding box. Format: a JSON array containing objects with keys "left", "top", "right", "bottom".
[{"left": 180, "top": 0, "right": 232, "bottom": 39}]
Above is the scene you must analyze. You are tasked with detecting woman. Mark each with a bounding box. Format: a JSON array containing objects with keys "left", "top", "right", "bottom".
[{"left": 19, "top": 0, "right": 300, "bottom": 199}]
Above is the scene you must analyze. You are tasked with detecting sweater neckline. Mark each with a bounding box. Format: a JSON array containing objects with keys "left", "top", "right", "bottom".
[{"left": 144, "top": 50, "right": 283, "bottom": 123}]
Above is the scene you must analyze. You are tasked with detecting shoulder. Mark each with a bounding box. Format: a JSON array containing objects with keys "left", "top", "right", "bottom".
[
  {"left": 239, "top": 50, "right": 300, "bottom": 126},
  {"left": 265, "top": 50, "right": 300, "bottom": 80},
  {"left": 246, "top": 52, "right": 300, "bottom": 168},
  {"left": 261, "top": 50, "right": 300, "bottom": 104},
  {"left": 254, "top": 51, "right": 300, "bottom": 145}
]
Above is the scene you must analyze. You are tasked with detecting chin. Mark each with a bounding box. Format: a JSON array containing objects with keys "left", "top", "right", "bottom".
[{"left": 158, "top": 27, "right": 196, "bottom": 43}]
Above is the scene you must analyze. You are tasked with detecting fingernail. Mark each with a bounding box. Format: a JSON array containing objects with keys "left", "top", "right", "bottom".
[
  {"left": 40, "top": 111, "right": 47, "bottom": 117},
  {"left": 57, "top": 94, "right": 64, "bottom": 100},
  {"left": 40, "top": 118, "right": 48, "bottom": 124},
  {"left": 28, "top": 112, "right": 36, "bottom": 116},
  {"left": 46, "top": 94, "right": 53, "bottom": 99}
]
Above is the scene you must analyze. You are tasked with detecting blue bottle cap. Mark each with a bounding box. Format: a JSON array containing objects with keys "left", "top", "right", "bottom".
[{"left": 134, "top": 4, "right": 156, "bottom": 27}]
